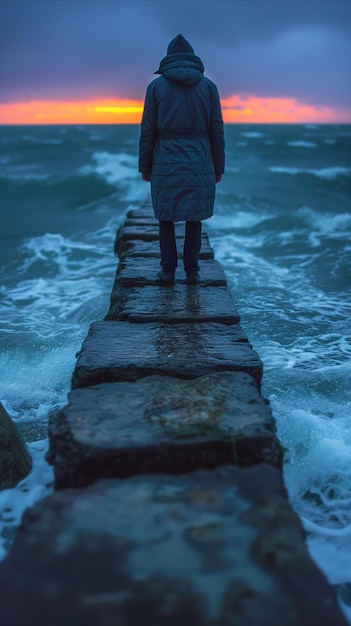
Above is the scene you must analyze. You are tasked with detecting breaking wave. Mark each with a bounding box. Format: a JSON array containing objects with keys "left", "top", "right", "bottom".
[{"left": 269, "top": 166, "right": 351, "bottom": 180}]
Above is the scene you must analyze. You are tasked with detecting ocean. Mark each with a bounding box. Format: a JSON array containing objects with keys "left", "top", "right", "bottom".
[{"left": 0, "top": 123, "right": 350, "bottom": 618}]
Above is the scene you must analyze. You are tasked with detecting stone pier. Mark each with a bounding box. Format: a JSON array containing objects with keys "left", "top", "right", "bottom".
[{"left": 0, "top": 202, "right": 346, "bottom": 625}]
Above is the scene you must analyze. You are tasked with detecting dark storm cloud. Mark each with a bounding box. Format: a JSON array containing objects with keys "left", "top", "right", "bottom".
[{"left": 0, "top": 0, "right": 350, "bottom": 108}]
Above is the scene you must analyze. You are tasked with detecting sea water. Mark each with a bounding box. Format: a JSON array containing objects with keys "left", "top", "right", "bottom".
[{"left": 0, "top": 124, "right": 350, "bottom": 618}]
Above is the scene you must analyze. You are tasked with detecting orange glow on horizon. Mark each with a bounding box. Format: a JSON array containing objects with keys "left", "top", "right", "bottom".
[
  {"left": 0, "top": 96, "right": 350, "bottom": 125},
  {"left": 221, "top": 95, "right": 351, "bottom": 124},
  {"left": 0, "top": 100, "right": 144, "bottom": 125}
]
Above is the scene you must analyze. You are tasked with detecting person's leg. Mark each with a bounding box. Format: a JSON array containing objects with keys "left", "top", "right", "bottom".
[
  {"left": 158, "top": 220, "right": 177, "bottom": 282},
  {"left": 184, "top": 221, "right": 202, "bottom": 280}
]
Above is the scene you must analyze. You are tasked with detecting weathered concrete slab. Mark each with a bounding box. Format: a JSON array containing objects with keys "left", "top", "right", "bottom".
[
  {"left": 126, "top": 204, "right": 155, "bottom": 219},
  {"left": 48, "top": 372, "right": 281, "bottom": 488},
  {"left": 115, "top": 222, "right": 211, "bottom": 242},
  {"left": 117, "top": 223, "right": 160, "bottom": 242},
  {"left": 117, "top": 258, "right": 226, "bottom": 287},
  {"left": 114, "top": 230, "right": 212, "bottom": 257},
  {"left": 72, "top": 321, "right": 263, "bottom": 389},
  {"left": 106, "top": 285, "right": 238, "bottom": 324},
  {"left": 117, "top": 221, "right": 188, "bottom": 242},
  {"left": 0, "top": 465, "right": 346, "bottom": 626},
  {"left": 125, "top": 217, "right": 158, "bottom": 227},
  {"left": 116, "top": 238, "right": 160, "bottom": 258},
  {"left": 117, "top": 237, "right": 214, "bottom": 260}
]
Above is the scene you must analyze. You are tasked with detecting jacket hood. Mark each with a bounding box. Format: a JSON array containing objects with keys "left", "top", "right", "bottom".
[
  {"left": 167, "top": 34, "right": 195, "bottom": 55},
  {"left": 155, "top": 35, "right": 204, "bottom": 86}
]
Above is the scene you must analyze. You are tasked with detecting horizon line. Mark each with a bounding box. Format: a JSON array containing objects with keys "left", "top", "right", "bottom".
[
  {"left": 1, "top": 96, "right": 350, "bottom": 125},
  {"left": 1, "top": 121, "right": 351, "bottom": 126}
]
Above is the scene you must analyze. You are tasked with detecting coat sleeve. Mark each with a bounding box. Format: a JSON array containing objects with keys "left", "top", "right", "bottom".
[
  {"left": 209, "top": 83, "right": 225, "bottom": 175},
  {"left": 138, "top": 82, "right": 158, "bottom": 174}
]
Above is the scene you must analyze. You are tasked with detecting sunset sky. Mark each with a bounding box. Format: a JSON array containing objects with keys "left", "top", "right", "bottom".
[{"left": 1, "top": 0, "right": 350, "bottom": 124}]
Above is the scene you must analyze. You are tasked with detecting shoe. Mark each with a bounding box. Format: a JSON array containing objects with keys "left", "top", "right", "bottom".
[
  {"left": 157, "top": 270, "right": 175, "bottom": 284},
  {"left": 186, "top": 272, "right": 199, "bottom": 285}
]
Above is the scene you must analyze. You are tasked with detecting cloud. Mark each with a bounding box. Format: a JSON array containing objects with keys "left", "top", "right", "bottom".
[
  {"left": 214, "top": 25, "right": 351, "bottom": 106},
  {"left": 0, "top": 0, "right": 350, "bottom": 110}
]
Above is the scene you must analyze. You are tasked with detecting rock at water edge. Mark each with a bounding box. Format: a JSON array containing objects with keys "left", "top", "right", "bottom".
[{"left": 0, "top": 403, "right": 32, "bottom": 490}]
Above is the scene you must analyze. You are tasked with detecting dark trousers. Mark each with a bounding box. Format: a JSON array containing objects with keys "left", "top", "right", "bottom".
[{"left": 159, "top": 220, "right": 202, "bottom": 275}]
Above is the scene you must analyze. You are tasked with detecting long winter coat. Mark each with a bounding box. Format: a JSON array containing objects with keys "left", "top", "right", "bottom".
[{"left": 138, "top": 37, "right": 225, "bottom": 222}]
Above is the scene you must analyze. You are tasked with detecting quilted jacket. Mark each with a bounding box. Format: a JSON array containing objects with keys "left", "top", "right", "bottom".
[{"left": 139, "top": 34, "right": 225, "bottom": 221}]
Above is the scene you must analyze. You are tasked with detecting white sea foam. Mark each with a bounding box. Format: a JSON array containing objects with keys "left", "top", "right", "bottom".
[
  {"left": 1, "top": 162, "right": 50, "bottom": 181},
  {"left": 80, "top": 151, "right": 149, "bottom": 202},
  {"left": 0, "top": 345, "right": 76, "bottom": 420},
  {"left": 89, "top": 131, "right": 105, "bottom": 141},
  {"left": 276, "top": 396, "right": 351, "bottom": 527},
  {"left": 207, "top": 208, "right": 274, "bottom": 231},
  {"left": 20, "top": 135, "right": 63, "bottom": 145},
  {"left": 306, "top": 531, "right": 351, "bottom": 621},
  {"left": 0, "top": 220, "right": 122, "bottom": 389},
  {"left": 270, "top": 166, "right": 304, "bottom": 176},
  {"left": 297, "top": 206, "right": 351, "bottom": 236},
  {"left": 311, "top": 167, "right": 350, "bottom": 180},
  {"left": 0, "top": 440, "right": 54, "bottom": 560},
  {"left": 2, "top": 171, "right": 50, "bottom": 181},
  {"left": 0, "top": 261, "right": 106, "bottom": 413},
  {"left": 225, "top": 166, "right": 241, "bottom": 173},
  {"left": 304, "top": 521, "right": 351, "bottom": 602},
  {"left": 274, "top": 399, "right": 351, "bottom": 609},
  {"left": 80, "top": 151, "right": 137, "bottom": 184},
  {"left": 287, "top": 141, "right": 316, "bottom": 148},
  {"left": 270, "top": 166, "right": 351, "bottom": 180},
  {"left": 1, "top": 226, "right": 121, "bottom": 340},
  {"left": 240, "top": 131, "right": 264, "bottom": 138}
]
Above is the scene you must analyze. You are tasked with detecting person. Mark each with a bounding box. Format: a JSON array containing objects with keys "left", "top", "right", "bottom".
[{"left": 138, "top": 34, "right": 225, "bottom": 285}]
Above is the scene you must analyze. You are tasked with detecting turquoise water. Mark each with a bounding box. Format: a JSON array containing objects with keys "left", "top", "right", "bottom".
[{"left": 0, "top": 124, "right": 350, "bottom": 617}]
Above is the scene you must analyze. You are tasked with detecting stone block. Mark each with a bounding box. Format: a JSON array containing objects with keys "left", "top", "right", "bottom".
[
  {"left": 125, "top": 217, "right": 158, "bottom": 227},
  {"left": 0, "top": 466, "right": 346, "bottom": 625},
  {"left": 126, "top": 205, "right": 154, "bottom": 219},
  {"left": 118, "top": 238, "right": 214, "bottom": 260},
  {"left": 49, "top": 372, "right": 281, "bottom": 488},
  {"left": 117, "top": 223, "right": 160, "bottom": 242},
  {"left": 117, "top": 258, "right": 227, "bottom": 287},
  {"left": 72, "top": 321, "right": 262, "bottom": 389},
  {"left": 106, "top": 285, "right": 239, "bottom": 324},
  {"left": 114, "top": 224, "right": 213, "bottom": 258},
  {"left": 117, "top": 222, "right": 187, "bottom": 242}
]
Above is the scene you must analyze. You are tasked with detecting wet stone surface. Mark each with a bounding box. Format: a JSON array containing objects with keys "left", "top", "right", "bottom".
[
  {"left": 117, "top": 224, "right": 161, "bottom": 242},
  {"left": 0, "top": 465, "right": 346, "bottom": 626},
  {"left": 116, "top": 258, "right": 227, "bottom": 287},
  {"left": 72, "top": 321, "right": 263, "bottom": 389},
  {"left": 48, "top": 372, "right": 282, "bottom": 488},
  {"left": 117, "top": 221, "right": 188, "bottom": 242},
  {"left": 115, "top": 229, "right": 214, "bottom": 259},
  {"left": 105, "top": 284, "right": 239, "bottom": 324},
  {"left": 117, "top": 237, "right": 214, "bottom": 260},
  {"left": 124, "top": 216, "right": 158, "bottom": 227},
  {"left": 126, "top": 204, "right": 155, "bottom": 220}
]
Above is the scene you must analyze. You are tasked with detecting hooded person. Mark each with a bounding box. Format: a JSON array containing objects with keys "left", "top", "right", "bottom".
[{"left": 138, "top": 34, "right": 225, "bottom": 284}]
